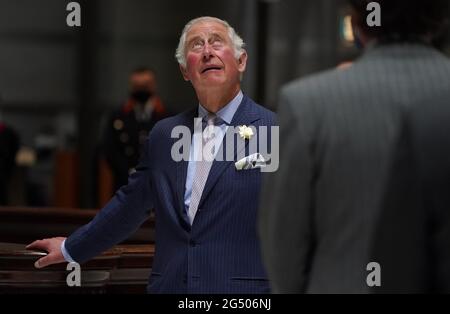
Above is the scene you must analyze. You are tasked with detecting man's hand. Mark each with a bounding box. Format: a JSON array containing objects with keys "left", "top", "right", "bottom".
[{"left": 26, "top": 237, "right": 67, "bottom": 269}]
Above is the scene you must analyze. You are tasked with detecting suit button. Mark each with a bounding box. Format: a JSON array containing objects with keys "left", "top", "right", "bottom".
[{"left": 189, "top": 240, "right": 197, "bottom": 247}]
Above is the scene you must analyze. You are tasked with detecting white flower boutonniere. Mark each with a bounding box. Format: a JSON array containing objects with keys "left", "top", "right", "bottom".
[{"left": 238, "top": 125, "right": 254, "bottom": 140}]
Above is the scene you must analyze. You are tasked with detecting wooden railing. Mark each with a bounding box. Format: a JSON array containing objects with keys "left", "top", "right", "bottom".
[
  {"left": 0, "top": 242, "right": 154, "bottom": 294},
  {"left": 0, "top": 206, "right": 155, "bottom": 293}
]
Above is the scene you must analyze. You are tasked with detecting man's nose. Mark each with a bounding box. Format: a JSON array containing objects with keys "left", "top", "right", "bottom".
[{"left": 202, "top": 44, "right": 214, "bottom": 60}]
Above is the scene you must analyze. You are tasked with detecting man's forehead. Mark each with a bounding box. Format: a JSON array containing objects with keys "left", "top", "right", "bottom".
[
  {"left": 132, "top": 71, "right": 154, "bottom": 78},
  {"left": 131, "top": 73, "right": 155, "bottom": 84},
  {"left": 186, "top": 21, "right": 228, "bottom": 39}
]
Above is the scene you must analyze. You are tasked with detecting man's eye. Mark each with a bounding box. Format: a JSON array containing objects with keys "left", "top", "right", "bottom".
[
  {"left": 192, "top": 41, "right": 203, "bottom": 49},
  {"left": 211, "top": 38, "right": 223, "bottom": 46}
]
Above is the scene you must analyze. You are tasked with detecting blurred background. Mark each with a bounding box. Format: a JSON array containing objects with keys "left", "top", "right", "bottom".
[{"left": 1, "top": 0, "right": 449, "bottom": 209}]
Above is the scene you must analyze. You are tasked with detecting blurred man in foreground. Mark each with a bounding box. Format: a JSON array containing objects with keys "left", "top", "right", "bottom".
[{"left": 259, "top": 0, "right": 450, "bottom": 293}]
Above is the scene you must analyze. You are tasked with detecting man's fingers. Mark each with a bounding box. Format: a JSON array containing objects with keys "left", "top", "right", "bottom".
[
  {"left": 26, "top": 239, "right": 48, "bottom": 251},
  {"left": 34, "top": 254, "right": 54, "bottom": 269},
  {"left": 28, "top": 237, "right": 66, "bottom": 269},
  {"left": 26, "top": 240, "right": 42, "bottom": 250}
]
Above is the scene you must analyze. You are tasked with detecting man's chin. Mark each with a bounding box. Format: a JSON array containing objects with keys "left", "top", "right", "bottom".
[{"left": 201, "top": 77, "right": 226, "bottom": 86}]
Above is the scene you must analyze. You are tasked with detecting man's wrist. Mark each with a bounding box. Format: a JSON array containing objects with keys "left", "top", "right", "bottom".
[{"left": 61, "top": 239, "right": 75, "bottom": 263}]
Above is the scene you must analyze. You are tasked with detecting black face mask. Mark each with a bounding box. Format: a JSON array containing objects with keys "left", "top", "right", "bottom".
[{"left": 130, "top": 90, "right": 152, "bottom": 104}]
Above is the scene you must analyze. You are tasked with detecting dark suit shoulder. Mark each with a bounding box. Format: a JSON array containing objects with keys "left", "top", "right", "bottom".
[
  {"left": 281, "top": 68, "right": 344, "bottom": 100},
  {"left": 245, "top": 96, "right": 277, "bottom": 126},
  {"left": 278, "top": 68, "right": 347, "bottom": 129},
  {"left": 255, "top": 103, "right": 277, "bottom": 124},
  {"left": 147, "top": 108, "right": 195, "bottom": 140}
]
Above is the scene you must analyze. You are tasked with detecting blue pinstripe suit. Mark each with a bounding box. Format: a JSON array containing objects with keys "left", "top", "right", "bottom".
[{"left": 65, "top": 95, "right": 276, "bottom": 294}]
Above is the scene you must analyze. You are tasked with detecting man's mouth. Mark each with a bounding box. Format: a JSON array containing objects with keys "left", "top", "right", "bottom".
[{"left": 201, "top": 66, "right": 222, "bottom": 74}]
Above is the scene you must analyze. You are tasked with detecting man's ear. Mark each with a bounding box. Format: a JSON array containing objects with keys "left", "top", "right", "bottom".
[
  {"left": 237, "top": 50, "right": 248, "bottom": 73},
  {"left": 179, "top": 64, "right": 190, "bottom": 81}
]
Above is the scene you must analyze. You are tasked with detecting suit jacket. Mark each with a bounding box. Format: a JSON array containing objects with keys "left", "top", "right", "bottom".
[
  {"left": 66, "top": 95, "right": 276, "bottom": 294},
  {"left": 371, "top": 62, "right": 450, "bottom": 293},
  {"left": 259, "top": 43, "right": 450, "bottom": 293}
]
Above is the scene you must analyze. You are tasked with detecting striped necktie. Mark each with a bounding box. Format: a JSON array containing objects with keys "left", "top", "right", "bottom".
[{"left": 188, "top": 113, "right": 223, "bottom": 225}]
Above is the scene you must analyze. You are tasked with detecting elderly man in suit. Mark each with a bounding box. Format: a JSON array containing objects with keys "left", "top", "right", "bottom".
[
  {"left": 28, "top": 16, "right": 276, "bottom": 294},
  {"left": 259, "top": 0, "right": 450, "bottom": 293}
]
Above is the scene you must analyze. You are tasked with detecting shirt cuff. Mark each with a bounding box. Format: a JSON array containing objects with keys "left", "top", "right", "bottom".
[{"left": 61, "top": 239, "right": 75, "bottom": 263}]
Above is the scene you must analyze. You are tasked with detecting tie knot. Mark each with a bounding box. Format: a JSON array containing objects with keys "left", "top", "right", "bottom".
[{"left": 203, "top": 113, "right": 224, "bottom": 127}]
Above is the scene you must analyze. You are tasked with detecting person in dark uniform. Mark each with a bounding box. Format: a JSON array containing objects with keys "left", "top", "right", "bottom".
[
  {"left": 102, "top": 67, "right": 168, "bottom": 191},
  {"left": 0, "top": 113, "right": 20, "bottom": 205}
]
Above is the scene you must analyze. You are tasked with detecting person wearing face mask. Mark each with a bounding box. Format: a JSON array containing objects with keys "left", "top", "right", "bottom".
[{"left": 102, "top": 67, "right": 168, "bottom": 192}]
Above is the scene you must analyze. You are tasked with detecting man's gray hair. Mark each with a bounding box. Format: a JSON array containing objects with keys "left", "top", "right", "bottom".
[{"left": 175, "top": 17, "right": 245, "bottom": 68}]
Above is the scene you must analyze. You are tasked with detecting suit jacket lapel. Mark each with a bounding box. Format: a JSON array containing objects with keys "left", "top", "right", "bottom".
[{"left": 197, "top": 96, "right": 261, "bottom": 209}]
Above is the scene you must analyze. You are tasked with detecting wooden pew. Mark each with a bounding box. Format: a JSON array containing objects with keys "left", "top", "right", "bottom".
[
  {"left": 0, "top": 206, "right": 155, "bottom": 293},
  {"left": 0, "top": 242, "right": 154, "bottom": 294}
]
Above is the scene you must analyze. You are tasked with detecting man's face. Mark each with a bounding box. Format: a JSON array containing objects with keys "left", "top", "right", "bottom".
[
  {"left": 180, "top": 21, "right": 247, "bottom": 91},
  {"left": 129, "top": 71, "right": 156, "bottom": 94}
]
